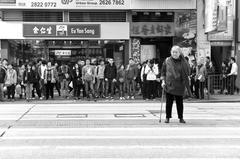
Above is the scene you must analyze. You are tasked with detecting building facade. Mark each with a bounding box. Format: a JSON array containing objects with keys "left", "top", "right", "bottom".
[{"left": 0, "top": 0, "right": 196, "bottom": 66}]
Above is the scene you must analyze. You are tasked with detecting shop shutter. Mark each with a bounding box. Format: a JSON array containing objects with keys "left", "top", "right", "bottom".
[
  {"left": 23, "top": 11, "right": 63, "bottom": 22},
  {"left": 2, "top": 10, "right": 23, "bottom": 21},
  {"left": 0, "top": 0, "right": 16, "bottom": 4},
  {"left": 132, "top": 12, "right": 174, "bottom": 22},
  {"left": 69, "top": 12, "right": 126, "bottom": 22}
]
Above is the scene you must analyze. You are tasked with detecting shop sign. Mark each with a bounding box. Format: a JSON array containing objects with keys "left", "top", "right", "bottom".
[
  {"left": 23, "top": 24, "right": 101, "bottom": 38},
  {"left": 208, "top": 0, "right": 234, "bottom": 41},
  {"left": 204, "top": 0, "right": 218, "bottom": 33},
  {"left": 16, "top": 0, "right": 130, "bottom": 9},
  {"left": 55, "top": 50, "right": 71, "bottom": 56},
  {"left": 131, "top": 22, "right": 174, "bottom": 37}
]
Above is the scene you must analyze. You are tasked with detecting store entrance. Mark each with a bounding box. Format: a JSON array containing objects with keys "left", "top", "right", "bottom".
[
  {"left": 140, "top": 37, "right": 172, "bottom": 66},
  {"left": 7, "top": 40, "right": 127, "bottom": 67}
]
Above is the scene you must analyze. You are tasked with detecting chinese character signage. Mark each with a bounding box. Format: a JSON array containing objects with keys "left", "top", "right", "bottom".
[
  {"left": 131, "top": 22, "right": 175, "bottom": 37},
  {"left": 55, "top": 50, "right": 71, "bottom": 56},
  {"left": 23, "top": 24, "right": 101, "bottom": 38},
  {"left": 15, "top": 0, "right": 130, "bottom": 9}
]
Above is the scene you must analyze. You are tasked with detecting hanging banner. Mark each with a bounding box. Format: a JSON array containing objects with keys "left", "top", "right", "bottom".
[
  {"left": 205, "top": 0, "right": 218, "bottom": 33},
  {"left": 208, "top": 0, "right": 234, "bottom": 41},
  {"left": 15, "top": 0, "right": 130, "bottom": 9},
  {"left": 131, "top": 22, "right": 175, "bottom": 37}
]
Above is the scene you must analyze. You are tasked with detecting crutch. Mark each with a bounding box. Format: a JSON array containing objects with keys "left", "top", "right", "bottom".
[{"left": 159, "top": 88, "right": 165, "bottom": 123}]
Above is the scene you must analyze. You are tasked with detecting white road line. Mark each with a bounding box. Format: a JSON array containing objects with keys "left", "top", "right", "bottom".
[
  {"left": 3, "top": 136, "right": 240, "bottom": 139},
  {"left": 0, "top": 145, "right": 239, "bottom": 149}
]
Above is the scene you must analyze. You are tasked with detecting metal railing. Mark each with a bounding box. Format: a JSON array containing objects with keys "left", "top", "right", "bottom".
[
  {"left": 207, "top": 74, "right": 238, "bottom": 99},
  {"left": 190, "top": 74, "right": 238, "bottom": 100}
]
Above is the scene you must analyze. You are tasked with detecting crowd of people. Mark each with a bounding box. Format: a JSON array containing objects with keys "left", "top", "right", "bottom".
[
  {"left": 189, "top": 56, "right": 238, "bottom": 99},
  {"left": 0, "top": 57, "right": 162, "bottom": 102},
  {"left": 0, "top": 52, "right": 239, "bottom": 102}
]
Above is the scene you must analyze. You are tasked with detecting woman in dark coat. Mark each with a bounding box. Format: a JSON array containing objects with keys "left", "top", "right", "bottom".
[
  {"left": 161, "top": 45, "right": 191, "bottom": 124},
  {"left": 72, "top": 63, "right": 82, "bottom": 100}
]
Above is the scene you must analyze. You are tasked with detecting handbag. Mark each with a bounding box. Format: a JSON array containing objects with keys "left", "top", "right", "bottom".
[{"left": 69, "top": 81, "right": 73, "bottom": 88}]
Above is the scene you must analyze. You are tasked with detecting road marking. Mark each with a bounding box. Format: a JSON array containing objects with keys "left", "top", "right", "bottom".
[
  {"left": 0, "top": 145, "right": 240, "bottom": 149},
  {"left": 3, "top": 136, "right": 240, "bottom": 139}
]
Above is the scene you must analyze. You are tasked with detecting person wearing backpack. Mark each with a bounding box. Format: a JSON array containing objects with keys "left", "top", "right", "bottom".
[
  {"left": 95, "top": 59, "right": 105, "bottom": 98},
  {"left": 82, "top": 59, "right": 95, "bottom": 100},
  {"left": 0, "top": 59, "right": 8, "bottom": 102}
]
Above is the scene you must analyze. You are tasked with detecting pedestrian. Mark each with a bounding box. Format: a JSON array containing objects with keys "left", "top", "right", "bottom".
[
  {"left": 72, "top": 63, "right": 82, "bottom": 100},
  {"left": 78, "top": 60, "right": 86, "bottom": 98},
  {"left": 190, "top": 59, "right": 197, "bottom": 98},
  {"left": 117, "top": 64, "right": 126, "bottom": 100},
  {"left": 54, "top": 62, "right": 61, "bottom": 97},
  {"left": 220, "top": 61, "right": 229, "bottom": 94},
  {"left": 140, "top": 60, "right": 148, "bottom": 100},
  {"left": 95, "top": 59, "right": 105, "bottom": 98},
  {"left": 161, "top": 45, "right": 190, "bottom": 123},
  {"left": 136, "top": 63, "right": 142, "bottom": 96},
  {"left": 125, "top": 58, "right": 138, "bottom": 99},
  {"left": 144, "top": 59, "right": 159, "bottom": 100},
  {"left": 195, "top": 61, "right": 207, "bottom": 99},
  {"left": 38, "top": 60, "right": 47, "bottom": 99},
  {"left": 0, "top": 59, "right": 8, "bottom": 102},
  {"left": 104, "top": 58, "right": 117, "bottom": 99},
  {"left": 43, "top": 61, "right": 56, "bottom": 100},
  {"left": 17, "top": 64, "right": 26, "bottom": 99},
  {"left": 227, "top": 57, "right": 238, "bottom": 95},
  {"left": 23, "top": 63, "right": 34, "bottom": 101},
  {"left": 82, "top": 59, "right": 95, "bottom": 100},
  {"left": 31, "top": 65, "right": 41, "bottom": 99},
  {"left": 5, "top": 63, "right": 17, "bottom": 101},
  {"left": 59, "top": 62, "right": 71, "bottom": 99},
  {"left": 205, "top": 56, "right": 215, "bottom": 94}
]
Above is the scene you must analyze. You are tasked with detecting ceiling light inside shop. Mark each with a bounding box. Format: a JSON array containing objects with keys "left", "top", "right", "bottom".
[
  {"left": 143, "top": 12, "right": 149, "bottom": 15},
  {"left": 155, "top": 12, "right": 161, "bottom": 16},
  {"left": 167, "top": 12, "right": 173, "bottom": 15},
  {"left": 104, "top": 40, "right": 109, "bottom": 44}
]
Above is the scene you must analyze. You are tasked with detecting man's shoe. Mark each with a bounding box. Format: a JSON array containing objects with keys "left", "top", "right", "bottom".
[
  {"left": 165, "top": 118, "right": 170, "bottom": 123},
  {"left": 179, "top": 119, "right": 186, "bottom": 124}
]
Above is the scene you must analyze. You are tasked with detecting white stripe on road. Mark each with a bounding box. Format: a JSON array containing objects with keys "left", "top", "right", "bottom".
[
  {"left": 3, "top": 135, "right": 240, "bottom": 139},
  {"left": 0, "top": 145, "right": 240, "bottom": 150}
]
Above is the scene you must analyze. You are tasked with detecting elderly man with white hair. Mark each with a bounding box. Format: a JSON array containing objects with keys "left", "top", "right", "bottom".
[{"left": 161, "top": 45, "right": 191, "bottom": 124}]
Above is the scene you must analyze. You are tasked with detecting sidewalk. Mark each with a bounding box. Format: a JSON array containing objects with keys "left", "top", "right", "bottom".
[{"left": 1, "top": 94, "right": 240, "bottom": 104}]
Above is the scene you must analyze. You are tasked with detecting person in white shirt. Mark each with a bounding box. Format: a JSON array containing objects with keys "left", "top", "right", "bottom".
[
  {"left": 144, "top": 59, "right": 159, "bottom": 100},
  {"left": 228, "top": 57, "right": 238, "bottom": 94}
]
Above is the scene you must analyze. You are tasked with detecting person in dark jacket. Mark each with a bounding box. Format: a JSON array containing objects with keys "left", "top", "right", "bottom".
[
  {"left": 31, "top": 65, "right": 41, "bottom": 99},
  {"left": 117, "top": 64, "right": 126, "bottom": 99},
  {"left": 72, "top": 63, "right": 82, "bottom": 100},
  {"left": 23, "top": 63, "right": 34, "bottom": 101},
  {"left": 104, "top": 58, "right": 117, "bottom": 99},
  {"left": 125, "top": 58, "right": 138, "bottom": 99},
  {"left": 161, "top": 46, "right": 190, "bottom": 124},
  {"left": 0, "top": 59, "right": 8, "bottom": 101}
]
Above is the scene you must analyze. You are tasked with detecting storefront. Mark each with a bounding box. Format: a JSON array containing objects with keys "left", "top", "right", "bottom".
[{"left": 0, "top": 0, "right": 197, "bottom": 66}]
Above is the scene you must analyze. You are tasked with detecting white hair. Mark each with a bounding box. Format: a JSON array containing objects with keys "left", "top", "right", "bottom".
[{"left": 171, "top": 45, "right": 181, "bottom": 53}]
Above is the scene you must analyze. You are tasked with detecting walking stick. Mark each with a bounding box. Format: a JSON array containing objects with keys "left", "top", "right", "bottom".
[{"left": 159, "top": 88, "right": 165, "bottom": 123}]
